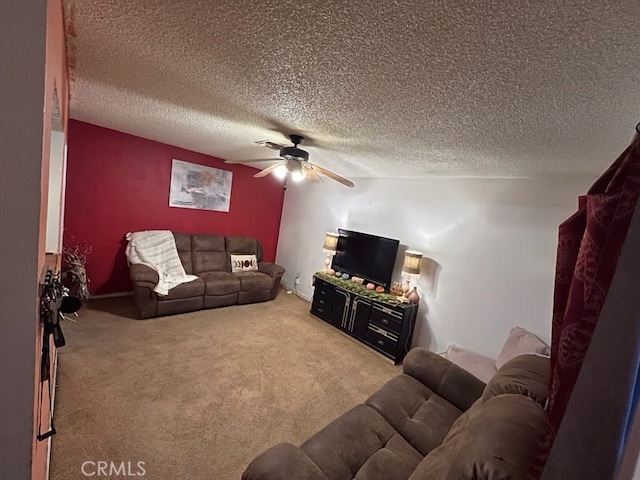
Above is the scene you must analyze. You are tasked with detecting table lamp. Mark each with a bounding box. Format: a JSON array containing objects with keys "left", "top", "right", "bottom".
[
  {"left": 322, "top": 232, "right": 339, "bottom": 272},
  {"left": 401, "top": 250, "right": 423, "bottom": 303}
]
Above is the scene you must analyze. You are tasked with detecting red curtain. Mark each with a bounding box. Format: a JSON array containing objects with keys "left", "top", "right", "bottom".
[{"left": 528, "top": 131, "right": 640, "bottom": 478}]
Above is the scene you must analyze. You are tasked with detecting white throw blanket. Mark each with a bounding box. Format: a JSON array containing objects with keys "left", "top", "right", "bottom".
[{"left": 125, "top": 230, "right": 198, "bottom": 296}]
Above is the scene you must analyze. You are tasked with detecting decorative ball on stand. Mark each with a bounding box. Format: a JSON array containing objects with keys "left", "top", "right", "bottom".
[
  {"left": 341, "top": 273, "right": 350, "bottom": 280},
  {"left": 366, "top": 283, "right": 375, "bottom": 290},
  {"left": 375, "top": 286, "right": 385, "bottom": 293}
]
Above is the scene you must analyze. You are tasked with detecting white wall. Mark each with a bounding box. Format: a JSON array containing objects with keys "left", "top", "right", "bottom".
[
  {"left": 46, "top": 129, "right": 66, "bottom": 253},
  {"left": 276, "top": 176, "right": 595, "bottom": 358}
]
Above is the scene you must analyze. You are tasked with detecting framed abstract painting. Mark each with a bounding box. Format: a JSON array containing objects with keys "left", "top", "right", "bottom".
[{"left": 169, "top": 159, "right": 232, "bottom": 212}]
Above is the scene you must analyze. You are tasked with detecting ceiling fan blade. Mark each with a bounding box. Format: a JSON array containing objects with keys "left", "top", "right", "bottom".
[
  {"left": 310, "top": 164, "right": 355, "bottom": 188},
  {"left": 255, "top": 140, "right": 287, "bottom": 150},
  {"left": 225, "top": 158, "right": 282, "bottom": 164},
  {"left": 254, "top": 162, "right": 284, "bottom": 178},
  {"left": 302, "top": 165, "right": 323, "bottom": 183}
]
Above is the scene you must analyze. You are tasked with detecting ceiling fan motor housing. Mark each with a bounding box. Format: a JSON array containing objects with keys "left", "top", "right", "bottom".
[{"left": 280, "top": 146, "right": 309, "bottom": 162}]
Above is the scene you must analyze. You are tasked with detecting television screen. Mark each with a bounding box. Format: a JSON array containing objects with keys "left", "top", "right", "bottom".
[{"left": 332, "top": 229, "right": 399, "bottom": 288}]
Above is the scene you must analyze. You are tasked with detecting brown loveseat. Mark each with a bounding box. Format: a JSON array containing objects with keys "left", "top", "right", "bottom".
[
  {"left": 129, "top": 233, "right": 285, "bottom": 319},
  {"left": 243, "top": 348, "right": 549, "bottom": 480}
]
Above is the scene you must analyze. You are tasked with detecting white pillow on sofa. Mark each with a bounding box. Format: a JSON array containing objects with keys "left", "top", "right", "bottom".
[
  {"left": 230, "top": 254, "right": 258, "bottom": 272},
  {"left": 495, "top": 327, "right": 550, "bottom": 370},
  {"left": 443, "top": 344, "right": 498, "bottom": 383}
]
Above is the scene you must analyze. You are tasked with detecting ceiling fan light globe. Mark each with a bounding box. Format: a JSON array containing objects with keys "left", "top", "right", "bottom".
[
  {"left": 274, "top": 164, "right": 288, "bottom": 179},
  {"left": 285, "top": 159, "right": 296, "bottom": 172},
  {"left": 291, "top": 170, "right": 305, "bottom": 182}
]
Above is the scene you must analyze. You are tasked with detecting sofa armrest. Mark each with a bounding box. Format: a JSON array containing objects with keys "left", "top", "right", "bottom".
[
  {"left": 402, "top": 347, "right": 486, "bottom": 411},
  {"left": 258, "top": 262, "right": 285, "bottom": 278},
  {"left": 242, "top": 443, "right": 329, "bottom": 480},
  {"left": 129, "top": 263, "right": 159, "bottom": 286}
]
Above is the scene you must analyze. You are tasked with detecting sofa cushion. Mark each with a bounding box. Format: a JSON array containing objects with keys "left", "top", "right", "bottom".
[
  {"left": 201, "top": 272, "right": 241, "bottom": 296},
  {"left": 192, "top": 234, "right": 228, "bottom": 274},
  {"left": 353, "top": 433, "right": 423, "bottom": 480},
  {"left": 481, "top": 354, "right": 550, "bottom": 407},
  {"left": 301, "top": 404, "right": 421, "bottom": 480},
  {"left": 129, "top": 263, "right": 159, "bottom": 287},
  {"left": 258, "top": 262, "right": 285, "bottom": 278},
  {"left": 235, "top": 271, "right": 272, "bottom": 292},
  {"left": 365, "top": 374, "right": 462, "bottom": 457},
  {"left": 243, "top": 443, "right": 330, "bottom": 480},
  {"left": 402, "top": 349, "right": 486, "bottom": 412},
  {"left": 157, "top": 277, "right": 204, "bottom": 300},
  {"left": 226, "top": 235, "right": 263, "bottom": 261},
  {"left": 409, "top": 394, "right": 545, "bottom": 480},
  {"left": 172, "top": 232, "right": 194, "bottom": 274},
  {"left": 192, "top": 233, "right": 225, "bottom": 251}
]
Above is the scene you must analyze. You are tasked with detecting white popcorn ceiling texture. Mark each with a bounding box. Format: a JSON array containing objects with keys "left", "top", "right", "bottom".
[{"left": 63, "top": 0, "right": 640, "bottom": 178}]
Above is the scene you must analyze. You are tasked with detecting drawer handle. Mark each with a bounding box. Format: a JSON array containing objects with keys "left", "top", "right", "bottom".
[
  {"left": 319, "top": 299, "right": 324, "bottom": 304},
  {"left": 378, "top": 340, "right": 384, "bottom": 346},
  {"left": 318, "top": 308, "right": 323, "bottom": 312},
  {"left": 382, "top": 318, "right": 388, "bottom": 324},
  {"left": 382, "top": 307, "right": 392, "bottom": 314}
]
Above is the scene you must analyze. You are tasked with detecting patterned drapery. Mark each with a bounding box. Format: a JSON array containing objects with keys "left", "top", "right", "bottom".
[{"left": 528, "top": 130, "right": 640, "bottom": 478}]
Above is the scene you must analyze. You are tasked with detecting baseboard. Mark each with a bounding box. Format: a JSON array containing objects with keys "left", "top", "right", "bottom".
[
  {"left": 295, "top": 291, "right": 312, "bottom": 303},
  {"left": 90, "top": 291, "right": 132, "bottom": 299},
  {"left": 280, "top": 285, "right": 311, "bottom": 303}
]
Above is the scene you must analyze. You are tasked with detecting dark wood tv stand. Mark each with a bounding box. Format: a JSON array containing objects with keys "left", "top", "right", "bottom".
[{"left": 310, "top": 273, "right": 418, "bottom": 364}]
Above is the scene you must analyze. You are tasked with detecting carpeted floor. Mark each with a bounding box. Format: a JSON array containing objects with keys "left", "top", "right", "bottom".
[{"left": 49, "top": 291, "right": 400, "bottom": 479}]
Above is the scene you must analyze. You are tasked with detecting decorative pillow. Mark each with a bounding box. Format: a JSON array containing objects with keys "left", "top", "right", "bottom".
[
  {"left": 495, "top": 327, "right": 550, "bottom": 370},
  {"left": 230, "top": 254, "right": 258, "bottom": 272},
  {"left": 443, "top": 344, "right": 498, "bottom": 383}
]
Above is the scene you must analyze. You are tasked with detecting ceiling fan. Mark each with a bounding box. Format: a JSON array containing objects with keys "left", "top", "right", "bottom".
[{"left": 225, "top": 134, "right": 354, "bottom": 188}]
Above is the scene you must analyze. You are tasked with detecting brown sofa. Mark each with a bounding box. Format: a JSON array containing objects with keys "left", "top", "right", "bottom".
[
  {"left": 243, "top": 348, "right": 549, "bottom": 480},
  {"left": 129, "top": 233, "right": 285, "bottom": 319}
]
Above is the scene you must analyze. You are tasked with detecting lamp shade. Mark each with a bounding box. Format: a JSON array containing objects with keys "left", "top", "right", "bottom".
[
  {"left": 322, "top": 232, "right": 339, "bottom": 253},
  {"left": 402, "top": 250, "right": 423, "bottom": 275}
]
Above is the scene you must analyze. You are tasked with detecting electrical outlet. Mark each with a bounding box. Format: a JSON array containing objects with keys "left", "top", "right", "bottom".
[{"left": 294, "top": 275, "right": 300, "bottom": 285}]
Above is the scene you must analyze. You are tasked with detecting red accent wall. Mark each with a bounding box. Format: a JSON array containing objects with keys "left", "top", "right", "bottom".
[{"left": 64, "top": 120, "right": 285, "bottom": 295}]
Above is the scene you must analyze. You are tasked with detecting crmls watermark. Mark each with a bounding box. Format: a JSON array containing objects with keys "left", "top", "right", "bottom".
[{"left": 81, "top": 461, "right": 146, "bottom": 477}]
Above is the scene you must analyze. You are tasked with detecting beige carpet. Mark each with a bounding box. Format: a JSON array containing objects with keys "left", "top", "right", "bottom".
[{"left": 49, "top": 291, "right": 400, "bottom": 479}]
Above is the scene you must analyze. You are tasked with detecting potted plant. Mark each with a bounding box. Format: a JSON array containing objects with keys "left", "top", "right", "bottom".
[{"left": 62, "top": 241, "right": 92, "bottom": 302}]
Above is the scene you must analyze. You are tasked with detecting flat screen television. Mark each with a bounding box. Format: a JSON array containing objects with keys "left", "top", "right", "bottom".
[{"left": 331, "top": 229, "right": 399, "bottom": 288}]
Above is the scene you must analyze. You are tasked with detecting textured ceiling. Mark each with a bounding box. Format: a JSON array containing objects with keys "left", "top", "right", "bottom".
[{"left": 63, "top": 0, "right": 640, "bottom": 178}]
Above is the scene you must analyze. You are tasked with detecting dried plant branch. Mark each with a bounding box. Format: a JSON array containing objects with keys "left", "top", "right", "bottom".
[{"left": 63, "top": 239, "right": 92, "bottom": 301}]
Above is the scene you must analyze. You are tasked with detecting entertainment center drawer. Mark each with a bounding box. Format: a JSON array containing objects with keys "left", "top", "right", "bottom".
[
  {"left": 314, "top": 279, "right": 333, "bottom": 297},
  {"left": 311, "top": 300, "right": 332, "bottom": 321},
  {"left": 311, "top": 278, "right": 335, "bottom": 322},
  {"left": 366, "top": 325, "right": 398, "bottom": 357},
  {"left": 369, "top": 304, "right": 403, "bottom": 334},
  {"left": 312, "top": 295, "right": 333, "bottom": 312}
]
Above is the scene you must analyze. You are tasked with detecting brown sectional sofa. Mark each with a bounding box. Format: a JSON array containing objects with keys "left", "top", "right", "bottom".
[
  {"left": 129, "top": 233, "right": 285, "bottom": 319},
  {"left": 243, "top": 348, "right": 549, "bottom": 480}
]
